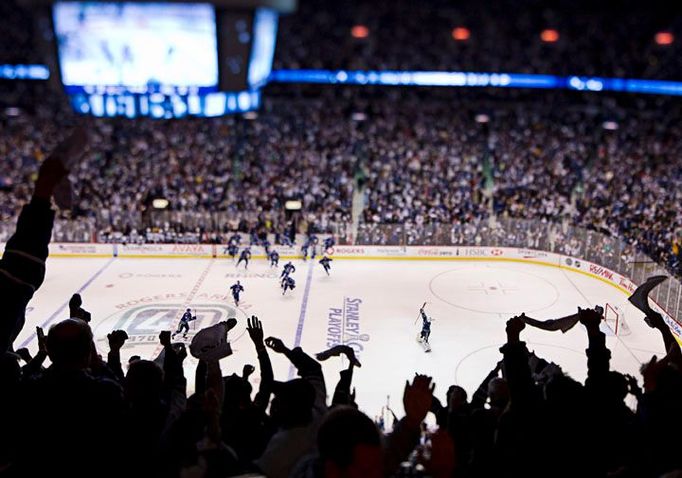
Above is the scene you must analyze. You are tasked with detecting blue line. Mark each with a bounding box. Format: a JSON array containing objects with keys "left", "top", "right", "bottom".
[
  {"left": 18, "top": 257, "right": 116, "bottom": 348},
  {"left": 288, "top": 261, "right": 315, "bottom": 380}
]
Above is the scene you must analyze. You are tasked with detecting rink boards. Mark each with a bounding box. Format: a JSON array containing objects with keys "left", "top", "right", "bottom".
[{"left": 5, "top": 241, "right": 677, "bottom": 344}]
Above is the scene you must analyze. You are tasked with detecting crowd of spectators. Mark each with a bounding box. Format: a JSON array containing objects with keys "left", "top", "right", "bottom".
[
  {"left": 273, "top": 0, "right": 682, "bottom": 80},
  {"left": 2, "top": 138, "right": 682, "bottom": 478},
  {"left": 1, "top": 87, "right": 681, "bottom": 276}
]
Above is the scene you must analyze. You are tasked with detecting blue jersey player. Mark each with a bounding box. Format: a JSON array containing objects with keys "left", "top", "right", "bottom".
[
  {"left": 237, "top": 247, "right": 251, "bottom": 269},
  {"left": 226, "top": 243, "right": 239, "bottom": 260},
  {"left": 418, "top": 308, "right": 432, "bottom": 344},
  {"left": 281, "top": 261, "right": 296, "bottom": 279},
  {"left": 172, "top": 308, "right": 197, "bottom": 339},
  {"left": 280, "top": 234, "right": 293, "bottom": 247},
  {"left": 323, "top": 236, "right": 335, "bottom": 252},
  {"left": 309, "top": 234, "right": 319, "bottom": 259},
  {"left": 281, "top": 276, "right": 296, "bottom": 295},
  {"left": 301, "top": 242, "right": 309, "bottom": 261},
  {"left": 229, "top": 233, "right": 241, "bottom": 246},
  {"left": 230, "top": 281, "right": 244, "bottom": 306},
  {"left": 262, "top": 238, "right": 271, "bottom": 256},
  {"left": 319, "top": 256, "right": 333, "bottom": 275},
  {"left": 270, "top": 250, "right": 280, "bottom": 267}
]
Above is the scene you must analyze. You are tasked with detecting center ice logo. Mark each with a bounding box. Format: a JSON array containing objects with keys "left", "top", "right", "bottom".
[{"left": 94, "top": 303, "right": 247, "bottom": 351}]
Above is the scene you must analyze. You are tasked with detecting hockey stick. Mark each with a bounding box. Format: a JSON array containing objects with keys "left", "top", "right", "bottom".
[{"left": 414, "top": 302, "right": 427, "bottom": 324}]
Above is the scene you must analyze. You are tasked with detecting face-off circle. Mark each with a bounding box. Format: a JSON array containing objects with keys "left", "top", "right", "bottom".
[
  {"left": 93, "top": 301, "right": 250, "bottom": 360},
  {"left": 429, "top": 266, "right": 560, "bottom": 314}
]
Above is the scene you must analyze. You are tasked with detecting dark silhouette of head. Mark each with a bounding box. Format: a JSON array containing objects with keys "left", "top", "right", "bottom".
[
  {"left": 125, "top": 359, "right": 164, "bottom": 405},
  {"left": 447, "top": 385, "right": 468, "bottom": 411},
  {"left": 487, "top": 377, "right": 510, "bottom": 410},
  {"left": 270, "top": 378, "right": 315, "bottom": 429},
  {"left": 223, "top": 373, "right": 253, "bottom": 411},
  {"left": 318, "top": 406, "right": 383, "bottom": 478},
  {"left": 47, "top": 319, "right": 93, "bottom": 369}
]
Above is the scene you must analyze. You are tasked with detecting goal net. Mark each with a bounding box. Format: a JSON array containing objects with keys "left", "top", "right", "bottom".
[{"left": 603, "top": 303, "right": 632, "bottom": 336}]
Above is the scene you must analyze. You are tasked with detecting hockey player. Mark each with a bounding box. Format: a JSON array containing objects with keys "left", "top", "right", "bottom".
[
  {"left": 418, "top": 307, "right": 433, "bottom": 346},
  {"left": 172, "top": 308, "right": 197, "bottom": 339},
  {"left": 230, "top": 280, "right": 245, "bottom": 306},
  {"left": 281, "top": 275, "right": 296, "bottom": 295},
  {"left": 226, "top": 243, "right": 239, "bottom": 260},
  {"left": 310, "top": 234, "right": 319, "bottom": 259},
  {"left": 279, "top": 234, "right": 293, "bottom": 247},
  {"left": 323, "top": 236, "right": 335, "bottom": 252},
  {"left": 228, "top": 233, "right": 241, "bottom": 246},
  {"left": 301, "top": 241, "right": 309, "bottom": 261},
  {"left": 319, "top": 256, "right": 333, "bottom": 275},
  {"left": 281, "top": 261, "right": 296, "bottom": 279},
  {"left": 262, "top": 238, "right": 271, "bottom": 256},
  {"left": 236, "top": 247, "right": 251, "bottom": 269},
  {"left": 269, "top": 249, "right": 280, "bottom": 267}
]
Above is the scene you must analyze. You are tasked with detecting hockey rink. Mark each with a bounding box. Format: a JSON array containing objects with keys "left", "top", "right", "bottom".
[{"left": 16, "top": 255, "right": 667, "bottom": 420}]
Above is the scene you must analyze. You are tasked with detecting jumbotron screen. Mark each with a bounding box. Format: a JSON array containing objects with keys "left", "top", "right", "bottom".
[{"left": 53, "top": 2, "right": 219, "bottom": 92}]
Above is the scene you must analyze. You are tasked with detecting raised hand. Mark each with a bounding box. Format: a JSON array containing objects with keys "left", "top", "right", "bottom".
[
  {"left": 34, "top": 127, "right": 88, "bottom": 202},
  {"left": 36, "top": 326, "right": 48, "bottom": 355},
  {"left": 247, "top": 316, "right": 264, "bottom": 345},
  {"left": 505, "top": 315, "right": 526, "bottom": 343},
  {"left": 265, "top": 336, "right": 288, "bottom": 354},
  {"left": 107, "top": 330, "right": 129, "bottom": 352},
  {"left": 243, "top": 364, "right": 256, "bottom": 378},
  {"left": 15, "top": 347, "right": 32, "bottom": 363},
  {"left": 403, "top": 374, "right": 435, "bottom": 428},
  {"left": 578, "top": 307, "right": 602, "bottom": 331}
]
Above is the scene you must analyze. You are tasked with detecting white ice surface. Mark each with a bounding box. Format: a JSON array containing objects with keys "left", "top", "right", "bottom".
[{"left": 19, "top": 256, "right": 666, "bottom": 420}]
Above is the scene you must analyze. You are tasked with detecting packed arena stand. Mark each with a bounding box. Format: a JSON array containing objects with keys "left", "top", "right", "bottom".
[
  {"left": 1, "top": 86, "right": 681, "bottom": 279},
  {"left": 273, "top": 0, "right": 682, "bottom": 80}
]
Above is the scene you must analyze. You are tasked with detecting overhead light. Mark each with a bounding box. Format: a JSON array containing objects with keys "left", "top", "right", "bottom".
[
  {"left": 602, "top": 121, "right": 618, "bottom": 131},
  {"left": 351, "top": 112, "right": 367, "bottom": 121},
  {"left": 243, "top": 111, "right": 258, "bottom": 120},
  {"left": 285, "top": 200, "right": 302, "bottom": 211},
  {"left": 540, "top": 29, "right": 559, "bottom": 43},
  {"left": 351, "top": 25, "right": 370, "bottom": 39},
  {"left": 475, "top": 114, "right": 490, "bottom": 124},
  {"left": 5, "top": 107, "right": 21, "bottom": 117},
  {"left": 451, "top": 27, "right": 470, "bottom": 41},
  {"left": 655, "top": 32, "right": 674, "bottom": 46},
  {"left": 152, "top": 198, "right": 169, "bottom": 209}
]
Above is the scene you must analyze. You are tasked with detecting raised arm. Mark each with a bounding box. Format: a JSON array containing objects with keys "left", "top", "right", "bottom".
[
  {"left": 106, "top": 330, "right": 129, "bottom": 382},
  {"left": 266, "top": 337, "right": 327, "bottom": 415},
  {"left": 470, "top": 360, "right": 503, "bottom": 409},
  {"left": 0, "top": 128, "right": 87, "bottom": 352},
  {"left": 316, "top": 344, "right": 362, "bottom": 408},
  {"left": 499, "top": 316, "right": 537, "bottom": 410},
  {"left": 385, "top": 374, "right": 434, "bottom": 476},
  {"left": 247, "top": 316, "right": 273, "bottom": 412},
  {"left": 579, "top": 307, "right": 611, "bottom": 390},
  {"left": 644, "top": 310, "right": 682, "bottom": 369}
]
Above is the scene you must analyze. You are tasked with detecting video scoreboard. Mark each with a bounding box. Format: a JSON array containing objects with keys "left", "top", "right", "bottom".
[{"left": 52, "top": 1, "right": 278, "bottom": 117}]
